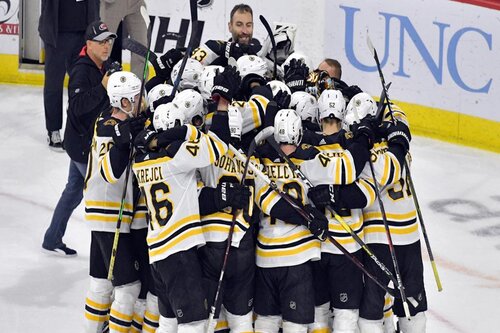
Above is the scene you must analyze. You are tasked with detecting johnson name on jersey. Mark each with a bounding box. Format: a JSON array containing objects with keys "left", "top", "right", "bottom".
[{"left": 198, "top": 148, "right": 257, "bottom": 247}]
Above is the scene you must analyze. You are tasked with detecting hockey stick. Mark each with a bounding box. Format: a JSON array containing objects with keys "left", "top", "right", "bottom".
[
  {"left": 349, "top": 93, "right": 412, "bottom": 319},
  {"left": 259, "top": 15, "right": 277, "bottom": 79},
  {"left": 375, "top": 82, "right": 391, "bottom": 119},
  {"left": 229, "top": 145, "right": 400, "bottom": 298},
  {"left": 108, "top": 5, "right": 152, "bottom": 281},
  {"left": 264, "top": 136, "right": 402, "bottom": 291},
  {"left": 206, "top": 127, "right": 275, "bottom": 333},
  {"left": 170, "top": 0, "right": 200, "bottom": 97},
  {"left": 123, "top": 37, "right": 158, "bottom": 63},
  {"left": 367, "top": 34, "right": 443, "bottom": 293}
]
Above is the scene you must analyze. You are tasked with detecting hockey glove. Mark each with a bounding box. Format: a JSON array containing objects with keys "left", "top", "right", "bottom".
[
  {"left": 387, "top": 120, "right": 411, "bottom": 152},
  {"left": 341, "top": 84, "right": 363, "bottom": 102},
  {"left": 240, "top": 73, "right": 266, "bottom": 98},
  {"left": 152, "top": 48, "right": 183, "bottom": 80},
  {"left": 274, "top": 89, "right": 291, "bottom": 110},
  {"left": 105, "top": 61, "right": 123, "bottom": 76},
  {"left": 211, "top": 65, "right": 241, "bottom": 102},
  {"left": 304, "top": 205, "right": 329, "bottom": 241},
  {"left": 134, "top": 129, "right": 157, "bottom": 153},
  {"left": 284, "top": 59, "right": 309, "bottom": 93},
  {"left": 307, "top": 184, "right": 339, "bottom": 212},
  {"left": 264, "top": 101, "right": 279, "bottom": 128},
  {"left": 214, "top": 182, "right": 251, "bottom": 210},
  {"left": 129, "top": 114, "right": 146, "bottom": 138},
  {"left": 224, "top": 42, "right": 260, "bottom": 60},
  {"left": 113, "top": 121, "right": 133, "bottom": 151},
  {"left": 351, "top": 116, "right": 376, "bottom": 149},
  {"left": 152, "top": 94, "right": 175, "bottom": 112}
]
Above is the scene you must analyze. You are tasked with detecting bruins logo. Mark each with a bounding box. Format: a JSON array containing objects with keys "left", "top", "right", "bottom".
[
  {"left": 300, "top": 143, "right": 311, "bottom": 149},
  {"left": 345, "top": 131, "right": 354, "bottom": 139}
]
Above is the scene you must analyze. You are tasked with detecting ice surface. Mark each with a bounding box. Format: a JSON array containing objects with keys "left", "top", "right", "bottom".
[{"left": 0, "top": 84, "right": 499, "bottom": 332}]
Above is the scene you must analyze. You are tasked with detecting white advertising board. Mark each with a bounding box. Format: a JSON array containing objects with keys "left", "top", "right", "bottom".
[
  {"left": 143, "top": 0, "right": 498, "bottom": 122},
  {"left": 0, "top": 0, "right": 498, "bottom": 124}
]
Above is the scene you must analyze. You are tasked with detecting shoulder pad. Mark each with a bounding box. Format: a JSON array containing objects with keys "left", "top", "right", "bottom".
[
  {"left": 294, "top": 144, "right": 319, "bottom": 160},
  {"left": 103, "top": 118, "right": 118, "bottom": 127},
  {"left": 97, "top": 116, "right": 119, "bottom": 136}
]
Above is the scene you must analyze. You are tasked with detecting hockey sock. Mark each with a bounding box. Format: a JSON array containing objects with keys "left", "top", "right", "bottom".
[
  {"left": 129, "top": 298, "right": 146, "bottom": 333},
  {"left": 308, "top": 302, "right": 330, "bottom": 333},
  {"left": 383, "top": 293, "right": 396, "bottom": 333},
  {"left": 281, "top": 320, "right": 308, "bottom": 333},
  {"left": 332, "top": 308, "right": 359, "bottom": 333},
  {"left": 84, "top": 278, "right": 113, "bottom": 333},
  {"left": 157, "top": 315, "right": 178, "bottom": 333},
  {"left": 109, "top": 281, "right": 141, "bottom": 333},
  {"left": 358, "top": 317, "right": 384, "bottom": 333},
  {"left": 177, "top": 319, "right": 206, "bottom": 333},
  {"left": 225, "top": 309, "right": 253, "bottom": 333},
  {"left": 398, "top": 311, "right": 426, "bottom": 333},
  {"left": 142, "top": 292, "right": 160, "bottom": 333},
  {"left": 254, "top": 315, "right": 282, "bottom": 333}
]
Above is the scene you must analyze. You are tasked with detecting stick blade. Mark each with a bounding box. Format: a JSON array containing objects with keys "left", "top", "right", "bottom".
[
  {"left": 140, "top": 5, "right": 150, "bottom": 28},
  {"left": 366, "top": 32, "right": 375, "bottom": 57}
]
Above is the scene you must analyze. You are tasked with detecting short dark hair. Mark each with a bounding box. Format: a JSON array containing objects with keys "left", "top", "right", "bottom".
[
  {"left": 323, "top": 58, "right": 342, "bottom": 79},
  {"left": 230, "top": 4, "right": 253, "bottom": 22}
]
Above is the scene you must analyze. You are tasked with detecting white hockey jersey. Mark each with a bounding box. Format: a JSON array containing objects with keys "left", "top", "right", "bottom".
[
  {"left": 84, "top": 115, "right": 147, "bottom": 233},
  {"left": 314, "top": 142, "right": 376, "bottom": 255},
  {"left": 254, "top": 145, "right": 365, "bottom": 268},
  {"left": 132, "top": 125, "right": 228, "bottom": 264},
  {"left": 362, "top": 107, "right": 419, "bottom": 246},
  {"left": 198, "top": 147, "right": 257, "bottom": 247}
]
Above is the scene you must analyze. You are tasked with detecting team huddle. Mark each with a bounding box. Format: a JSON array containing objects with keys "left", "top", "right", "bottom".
[{"left": 82, "top": 4, "right": 427, "bottom": 333}]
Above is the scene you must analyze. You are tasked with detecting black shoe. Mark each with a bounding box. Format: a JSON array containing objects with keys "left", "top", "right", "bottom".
[
  {"left": 47, "top": 130, "right": 64, "bottom": 152},
  {"left": 42, "top": 244, "right": 77, "bottom": 257}
]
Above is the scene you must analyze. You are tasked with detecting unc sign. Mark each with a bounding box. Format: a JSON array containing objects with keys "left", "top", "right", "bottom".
[{"left": 341, "top": 5, "right": 493, "bottom": 94}]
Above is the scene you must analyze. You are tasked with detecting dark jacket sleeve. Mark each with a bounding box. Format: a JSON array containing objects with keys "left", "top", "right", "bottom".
[{"left": 68, "top": 64, "right": 107, "bottom": 118}]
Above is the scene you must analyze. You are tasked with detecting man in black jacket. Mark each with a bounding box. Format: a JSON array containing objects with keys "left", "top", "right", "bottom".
[
  {"left": 38, "top": 0, "right": 98, "bottom": 150},
  {"left": 42, "top": 21, "right": 116, "bottom": 257}
]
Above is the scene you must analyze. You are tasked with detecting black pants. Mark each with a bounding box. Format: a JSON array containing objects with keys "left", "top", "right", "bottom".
[
  {"left": 199, "top": 239, "right": 255, "bottom": 316},
  {"left": 359, "top": 241, "right": 428, "bottom": 320},
  {"left": 313, "top": 251, "right": 364, "bottom": 309},
  {"left": 152, "top": 248, "right": 209, "bottom": 324},
  {"left": 89, "top": 231, "right": 139, "bottom": 287},
  {"left": 254, "top": 262, "right": 315, "bottom": 325},
  {"left": 43, "top": 32, "right": 84, "bottom": 132}
]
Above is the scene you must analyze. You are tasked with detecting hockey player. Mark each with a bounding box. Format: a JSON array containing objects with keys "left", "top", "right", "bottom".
[
  {"left": 192, "top": 4, "right": 261, "bottom": 66},
  {"left": 289, "top": 90, "right": 320, "bottom": 134},
  {"left": 341, "top": 94, "right": 428, "bottom": 333},
  {"left": 304, "top": 90, "right": 377, "bottom": 333},
  {"left": 170, "top": 58, "right": 204, "bottom": 92},
  {"left": 131, "top": 66, "right": 238, "bottom": 333},
  {"left": 172, "top": 89, "right": 206, "bottom": 129},
  {"left": 198, "top": 106, "right": 255, "bottom": 333},
  {"left": 232, "top": 55, "right": 273, "bottom": 151},
  {"left": 253, "top": 108, "right": 374, "bottom": 333},
  {"left": 83, "top": 71, "right": 146, "bottom": 333}
]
